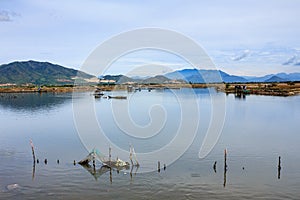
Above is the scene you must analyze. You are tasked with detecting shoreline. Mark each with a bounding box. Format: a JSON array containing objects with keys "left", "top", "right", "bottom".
[
  {"left": 222, "top": 82, "right": 300, "bottom": 97},
  {"left": 0, "top": 82, "right": 300, "bottom": 96}
]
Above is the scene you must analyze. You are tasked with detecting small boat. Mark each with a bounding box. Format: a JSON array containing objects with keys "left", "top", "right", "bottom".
[
  {"left": 107, "top": 95, "right": 127, "bottom": 99},
  {"left": 94, "top": 94, "right": 103, "bottom": 98},
  {"left": 93, "top": 89, "right": 104, "bottom": 98}
]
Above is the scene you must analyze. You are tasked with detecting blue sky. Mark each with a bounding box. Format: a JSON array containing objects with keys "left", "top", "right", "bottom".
[{"left": 0, "top": 0, "right": 300, "bottom": 76}]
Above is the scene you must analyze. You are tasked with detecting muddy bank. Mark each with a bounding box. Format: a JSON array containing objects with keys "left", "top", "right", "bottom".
[
  {"left": 1, "top": 82, "right": 299, "bottom": 96},
  {"left": 222, "top": 82, "right": 300, "bottom": 96}
]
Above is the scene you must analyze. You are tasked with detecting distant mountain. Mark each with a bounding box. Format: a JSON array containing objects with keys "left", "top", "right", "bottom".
[
  {"left": 165, "top": 68, "right": 300, "bottom": 83},
  {"left": 2, "top": 60, "right": 299, "bottom": 85},
  {"left": 0, "top": 60, "right": 97, "bottom": 85},
  {"left": 242, "top": 74, "right": 274, "bottom": 82},
  {"left": 219, "top": 71, "right": 248, "bottom": 83},
  {"left": 101, "top": 75, "right": 135, "bottom": 84},
  {"left": 165, "top": 69, "right": 247, "bottom": 83},
  {"left": 142, "top": 75, "right": 172, "bottom": 84},
  {"left": 275, "top": 72, "right": 300, "bottom": 81},
  {"left": 244, "top": 72, "right": 300, "bottom": 82},
  {"left": 264, "top": 75, "right": 287, "bottom": 83}
]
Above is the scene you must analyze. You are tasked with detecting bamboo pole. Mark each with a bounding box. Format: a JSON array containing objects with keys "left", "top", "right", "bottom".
[
  {"left": 224, "top": 149, "right": 227, "bottom": 171},
  {"left": 109, "top": 146, "right": 112, "bottom": 167},
  {"left": 29, "top": 140, "right": 36, "bottom": 164},
  {"left": 129, "top": 144, "right": 134, "bottom": 166}
]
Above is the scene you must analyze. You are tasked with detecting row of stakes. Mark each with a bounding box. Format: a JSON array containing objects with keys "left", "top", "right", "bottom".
[
  {"left": 34, "top": 158, "right": 168, "bottom": 171},
  {"left": 30, "top": 141, "right": 281, "bottom": 177},
  {"left": 30, "top": 140, "right": 168, "bottom": 171}
]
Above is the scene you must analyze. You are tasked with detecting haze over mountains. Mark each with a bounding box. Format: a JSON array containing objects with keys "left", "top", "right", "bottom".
[{"left": 0, "top": 60, "right": 299, "bottom": 85}]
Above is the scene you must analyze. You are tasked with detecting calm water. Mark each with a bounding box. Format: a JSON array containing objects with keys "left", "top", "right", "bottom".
[{"left": 0, "top": 89, "right": 299, "bottom": 199}]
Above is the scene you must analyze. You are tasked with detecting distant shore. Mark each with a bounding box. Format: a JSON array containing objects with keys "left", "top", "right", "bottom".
[
  {"left": 0, "top": 85, "right": 93, "bottom": 93},
  {"left": 0, "top": 82, "right": 300, "bottom": 96},
  {"left": 221, "top": 82, "right": 300, "bottom": 96}
]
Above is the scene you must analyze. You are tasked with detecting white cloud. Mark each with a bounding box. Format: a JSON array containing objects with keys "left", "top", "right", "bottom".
[{"left": 0, "top": 10, "right": 20, "bottom": 21}]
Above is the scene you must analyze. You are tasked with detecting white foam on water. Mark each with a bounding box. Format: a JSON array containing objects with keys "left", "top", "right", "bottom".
[{"left": 6, "top": 183, "right": 20, "bottom": 191}]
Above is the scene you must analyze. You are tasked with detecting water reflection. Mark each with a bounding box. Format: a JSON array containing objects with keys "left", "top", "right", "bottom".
[
  {"left": 32, "top": 162, "right": 36, "bottom": 180},
  {"left": 130, "top": 165, "right": 139, "bottom": 183},
  {"left": 80, "top": 164, "right": 111, "bottom": 181},
  {"left": 1, "top": 89, "right": 300, "bottom": 199},
  {"left": 223, "top": 149, "right": 228, "bottom": 188},
  {"left": 0, "top": 93, "right": 72, "bottom": 112},
  {"left": 79, "top": 163, "right": 139, "bottom": 183},
  {"left": 223, "top": 168, "right": 227, "bottom": 188},
  {"left": 213, "top": 161, "right": 217, "bottom": 173},
  {"left": 234, "top": 93, "right": 246, "bottom": 99}
]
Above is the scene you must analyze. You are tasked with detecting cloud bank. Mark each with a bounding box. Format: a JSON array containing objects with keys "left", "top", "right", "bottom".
[{"left": 0, "top": 10, "right": 20, "bottom": 22}]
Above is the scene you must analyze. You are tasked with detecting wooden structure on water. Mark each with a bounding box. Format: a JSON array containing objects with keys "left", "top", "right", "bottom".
[{"left": 78, "top": 146, "right": 139, "bottom": 170}]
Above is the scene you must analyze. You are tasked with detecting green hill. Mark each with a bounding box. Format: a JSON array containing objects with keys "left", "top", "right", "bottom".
[{"left": 0, "top": 60, "right": 97, "bottom": 85}]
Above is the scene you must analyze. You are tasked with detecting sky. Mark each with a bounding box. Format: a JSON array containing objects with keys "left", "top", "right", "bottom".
[{"left": 0, "top": 0, "right": 300, "bottom": 76}]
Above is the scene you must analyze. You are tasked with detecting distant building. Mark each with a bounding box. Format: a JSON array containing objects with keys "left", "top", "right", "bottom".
[
  {"left": 0, "top": 83, "right": 16, "bottom": 87},
  {"left": 99, "top": 79, "right": 116, "bottom": 84}
]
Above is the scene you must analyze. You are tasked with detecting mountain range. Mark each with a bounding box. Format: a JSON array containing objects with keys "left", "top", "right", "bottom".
[
  {"left": 164, "top": 68, "right": 300, "bottom": 83},
  {"left": 164, "top": 69, "right": 247, "bottom": 83},
  {"left": 102, "top": 69, "right": 300, "bottom": 84},
  {"left": 242, "top": 72, "right": 300, "bottom": 82},
  {"left": 0, "top": 60, "right": 299, "bottom": 85}
]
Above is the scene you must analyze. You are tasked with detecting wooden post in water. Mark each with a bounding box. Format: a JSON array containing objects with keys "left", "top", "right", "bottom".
[
  {"left": 224, "top": 149, "right": 227, "bottom": 171},
  {"left": 29, "top": 140, "right": 36, "bottom": 164},
  {"left": 129, "top": 144, "right": 134, "bottom": 166},
  {"left": 129, "top": 144, "right": 140, "bottom": 166},
  {"left": 158, "top": 161, "right": 161, "bottom": 172},
  {"left": 92, "top": 149, "right": 96, "bottom": 169},
  {"left": 109, "top": 168, "right": 113, "bottom": 184},
  {"left": 278, "top": 156, "right": 281, "bottom": 179},
  {"left": 109, "top": 146, "right": 112, "bottom": 167}
]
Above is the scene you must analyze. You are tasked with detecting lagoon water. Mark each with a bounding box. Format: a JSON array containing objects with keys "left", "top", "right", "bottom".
[{"left": 0, "top": 89, "right": 300, "bottom": 199}]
